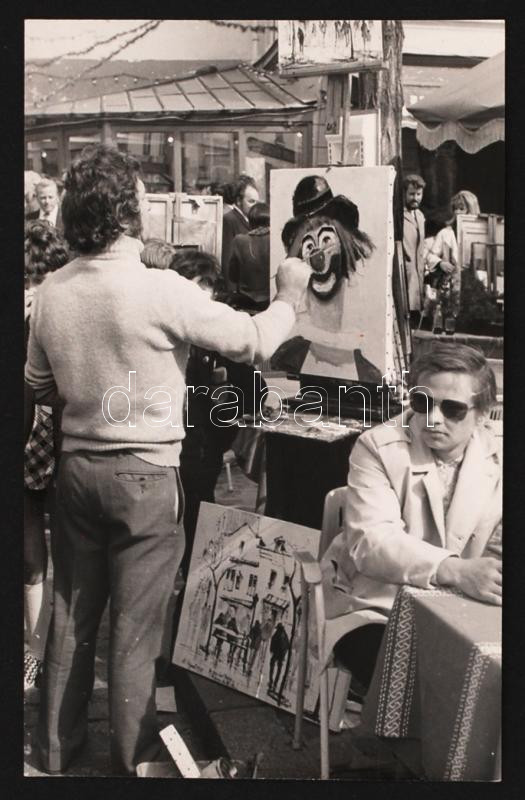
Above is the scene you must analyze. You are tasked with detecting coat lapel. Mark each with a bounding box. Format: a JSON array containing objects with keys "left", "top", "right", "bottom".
[
  {"left": 445, "top": 427, "right": 500, "bottom": 552},
  {"left": 408, "top": 416, "right": 446, "bottom": 546}
]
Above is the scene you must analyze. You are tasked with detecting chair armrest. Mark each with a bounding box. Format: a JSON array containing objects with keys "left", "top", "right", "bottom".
[{"left": 294, "top": 550, "right": 322, "bottom": 585}]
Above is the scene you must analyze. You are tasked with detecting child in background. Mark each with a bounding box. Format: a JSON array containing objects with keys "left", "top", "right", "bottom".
[{"left": 140, "top": 238, "right": 177, "bottom": 270}]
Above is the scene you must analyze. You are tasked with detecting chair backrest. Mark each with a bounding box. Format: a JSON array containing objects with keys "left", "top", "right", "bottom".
[{"left": 318, "top": 486, "right": 348, "bottom": 559}]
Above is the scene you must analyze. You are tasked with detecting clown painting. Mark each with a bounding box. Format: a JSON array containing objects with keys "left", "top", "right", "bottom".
[{"left": 270, "top": 166, "right": 396, "bottom": 383}]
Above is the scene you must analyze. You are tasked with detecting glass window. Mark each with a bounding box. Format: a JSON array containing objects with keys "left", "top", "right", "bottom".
[
  {"left": 68, "top": 132, "right": 101, "bottom": 162},
  {"left": 25, "top": 138, "right": 59, "bottom": 177},
  {"left": 116, "top": 131, "right": 173, "bottom": 193},
  {"left": 181, "top": 132, "right": 237, "bottom": 194},
  {"left": 245, "top": 130, "right": 304, "bottom": 202}
]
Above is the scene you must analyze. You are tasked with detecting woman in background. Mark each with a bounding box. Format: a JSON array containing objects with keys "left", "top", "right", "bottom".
[
  {"left": 24, "top": 220, "right": 69, "bottom": 690},
  {"left": 424, "top": 190, "right": 481, "bottom": 333}
]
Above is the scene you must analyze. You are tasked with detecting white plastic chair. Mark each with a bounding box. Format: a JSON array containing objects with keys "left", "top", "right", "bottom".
[{"left": 292, "top": 486, "right": 385, "bottom": 779}]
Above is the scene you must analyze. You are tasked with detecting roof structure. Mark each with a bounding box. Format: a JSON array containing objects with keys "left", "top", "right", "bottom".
[{"left": 25, "top": 61, "right": 317, "bottom": 121}]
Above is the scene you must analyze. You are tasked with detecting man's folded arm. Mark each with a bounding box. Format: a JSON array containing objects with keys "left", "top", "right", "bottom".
[{"left": 345, "top": 439, "right": 456, "bottom": 589}]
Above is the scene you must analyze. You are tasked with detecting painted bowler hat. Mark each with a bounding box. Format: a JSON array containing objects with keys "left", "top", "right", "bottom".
[
  {"left": 282, "top": 175, "right": 360, "bottom": 250},
  {"left": 293, "top": 175, "right": 359, "bottom": 228}
]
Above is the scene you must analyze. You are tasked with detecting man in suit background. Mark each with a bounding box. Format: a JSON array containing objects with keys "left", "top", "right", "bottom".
[
  {"left": 402, "top": 174, "right": 427, "bottom": 327},
  {"left": 25, "top": 177, "right": 63, "bottom": 235},
  {"left": 320, "top": 342, "right": 502, "bottom": 695},
  {"left": 221, "top": 175, "right": 259, "bottom": 288}
]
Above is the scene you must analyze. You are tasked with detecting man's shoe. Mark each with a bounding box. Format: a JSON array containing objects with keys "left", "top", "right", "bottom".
[{"left": 34, "top": 735, "right": 88, "bottom": 775}]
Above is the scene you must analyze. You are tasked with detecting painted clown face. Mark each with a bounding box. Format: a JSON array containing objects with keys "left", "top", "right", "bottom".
[{"left": 298, "top": 221, "right": 343, "bottom": 300}]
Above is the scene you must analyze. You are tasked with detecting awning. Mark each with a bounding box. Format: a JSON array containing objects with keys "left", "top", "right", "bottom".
[{"left": 407, "top": 51, "right": 505, "bottom": 153}]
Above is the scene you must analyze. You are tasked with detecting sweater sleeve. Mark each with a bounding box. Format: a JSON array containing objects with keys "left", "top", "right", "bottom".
[
  {"left": 24, "top": 290, "right": 60, "bottom": 405},
  {"left": 345, "top": 437, "right": 455, "bottom": 589},
  {"left": 157, "top": 271, "right": 296, "bottom": 364}
]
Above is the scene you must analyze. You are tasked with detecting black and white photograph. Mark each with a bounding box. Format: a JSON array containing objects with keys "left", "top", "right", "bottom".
[{"left": 22, "top": 18, "right": 504, "bottom": 781}]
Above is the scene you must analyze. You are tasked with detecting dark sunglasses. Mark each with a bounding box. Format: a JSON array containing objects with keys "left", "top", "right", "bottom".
[{"left": 410, "top": 391, "right": 475, "bottom": 422}]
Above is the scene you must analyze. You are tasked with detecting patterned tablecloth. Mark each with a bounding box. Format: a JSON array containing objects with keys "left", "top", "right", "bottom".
[{"left": 362, "top": 586, "right": 501, "bottom": 781}]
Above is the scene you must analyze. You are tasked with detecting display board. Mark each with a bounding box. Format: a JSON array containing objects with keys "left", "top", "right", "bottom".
[
  {"left": 173, "top": 503, "right": 322, "bottom": 715},
  {"left": 278, "top": 20, "right": 383, "bottom": 76},
  {"left": 145, "top": 193, "right": 223, "bottom": 261},
  {"left": 270, "top": 166, "right": 396, "bottom": 383},
  {"left": 456, "top": 213, "right": 504, "bottom": 294}
]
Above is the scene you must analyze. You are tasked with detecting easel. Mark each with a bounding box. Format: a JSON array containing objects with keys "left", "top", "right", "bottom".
[{"left": 325, "top": 65, "right": 412, "bottom": 383}]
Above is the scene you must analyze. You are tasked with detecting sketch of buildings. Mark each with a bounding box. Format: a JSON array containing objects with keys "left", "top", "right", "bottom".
[{"left": 173, "top": 503, "right": 321, "bottom": 714}]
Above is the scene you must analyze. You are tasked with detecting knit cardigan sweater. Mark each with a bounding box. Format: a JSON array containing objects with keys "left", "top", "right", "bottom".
[{"left": 25, "top": 236, "right": 295, "bottom": 466}]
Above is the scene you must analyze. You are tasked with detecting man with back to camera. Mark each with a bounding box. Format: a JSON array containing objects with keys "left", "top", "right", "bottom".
[
  {"left": 402, "top": 173, "right": 427, "bottom": 328},
  {"left": 25, "top": 176, "right": 63, "bottom": 234},
  {"left": 320, "top": 342, "right": 502, "bottom": 698},
  {"left": 24, "top": 144, "right": 310, "bottom": 776},
  {"left": 221, "top": 174, "right": 260, "bottom": 288}
]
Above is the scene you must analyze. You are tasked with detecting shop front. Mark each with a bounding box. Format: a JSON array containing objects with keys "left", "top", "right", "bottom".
[{"left": 25, "top": 64, "right": 315, "bottom": 201}]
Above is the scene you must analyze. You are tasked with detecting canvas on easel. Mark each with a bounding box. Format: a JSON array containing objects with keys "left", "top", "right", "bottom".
[
  {"left": 145, "top": 193, "right": 223, "bottom": 261},
  {"left": 456, "top": 213, "right": 504, "bottom": 294},
  {"left": 269, "top": 165, "right": 397, "bottom": 384},
  {"left": 173, "top": 194, "right": 223, "bottom": 261},
  {"left": 173, "top": 503, "right": 323, "bottom": 716}
]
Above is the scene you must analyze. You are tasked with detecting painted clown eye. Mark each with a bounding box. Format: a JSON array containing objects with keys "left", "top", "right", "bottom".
[
  {"left": 301, "top": 235, "right": 316, "bottom": 260},
  {"left": 317, "top": 227, "right": 338, "bottom": 249}
]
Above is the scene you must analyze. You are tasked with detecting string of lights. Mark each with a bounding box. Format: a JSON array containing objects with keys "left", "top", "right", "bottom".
[
  {"left": 25, "top": 21, "right": 159, "bottom": 68},
  {"left": 207, "top": 20, "right": 277, "bottom": 33},
  {"left": 26, "top": 71, "right": 159, "bottom": 83},
  {"left": 32, "top": 21, "right": 163, "bottom": 106}
]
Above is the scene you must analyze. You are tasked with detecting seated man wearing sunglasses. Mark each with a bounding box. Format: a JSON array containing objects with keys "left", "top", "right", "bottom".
[{"left": 321, "top": 342, "right": 502, "bottom": 695}]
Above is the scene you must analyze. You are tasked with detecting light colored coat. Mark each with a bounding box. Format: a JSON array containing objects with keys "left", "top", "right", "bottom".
[
  {"left": 403, "top": 208, "right": 426, "bottom": 311},
  {"left": 321, "top": 413, "right": 502, "bottom": 639}
]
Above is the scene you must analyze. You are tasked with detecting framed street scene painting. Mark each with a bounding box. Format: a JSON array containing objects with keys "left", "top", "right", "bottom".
[{"left": 173, "top": 503, "right": 322, "bottom": 715}]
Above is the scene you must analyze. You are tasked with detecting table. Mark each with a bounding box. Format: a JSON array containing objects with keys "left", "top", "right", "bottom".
[
  {"left": 262, "top": 413, "right": 363, "bottom": 529},
  {"left": 361, "top": 586, "right": 501, "bottom": 781}
]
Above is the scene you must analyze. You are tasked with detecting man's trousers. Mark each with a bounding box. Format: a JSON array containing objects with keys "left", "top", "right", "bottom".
[{"left": 36, "top": 450, "right": 185, "bottom": 775}]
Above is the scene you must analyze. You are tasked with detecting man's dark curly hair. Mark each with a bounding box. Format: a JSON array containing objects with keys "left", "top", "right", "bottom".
[
  {"left": 169, "top": 248, "right": 221, "bottom": 291},
  {"left": 24, "top": 220, "right": 69, "bottom": 285},
  {"left": 61, "top": 144, "right": 142, "bottom": 254},
  {"left": 232, "top": 174, "right": 257, "bottom": 206}
]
